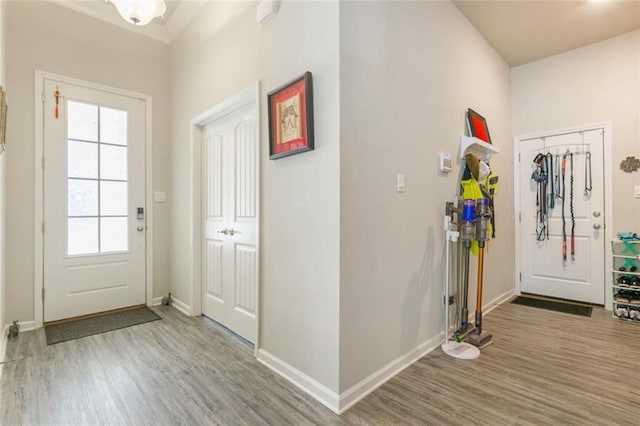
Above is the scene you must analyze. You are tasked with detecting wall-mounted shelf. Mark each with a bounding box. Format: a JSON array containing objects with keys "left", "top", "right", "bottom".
[{"left": 460, "top": 135, "right": 499, "bottom": 161}]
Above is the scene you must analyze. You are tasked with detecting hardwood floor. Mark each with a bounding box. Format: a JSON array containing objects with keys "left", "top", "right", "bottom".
[{"left": 1, "top": 302, "right": 639, "bottom": 425}]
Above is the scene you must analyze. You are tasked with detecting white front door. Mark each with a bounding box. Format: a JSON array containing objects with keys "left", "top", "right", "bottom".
[
  {"left": 202, "top": 104, "right": 258, "bottom": 343},
  {"left": 519, "top": 128, "right": 605, "bottom": 304},
  {"left": 43, "top": 78, "right": 147, "bottom": 322}
]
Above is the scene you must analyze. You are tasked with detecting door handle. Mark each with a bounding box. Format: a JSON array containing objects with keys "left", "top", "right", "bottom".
[
  {"left": 217, "top": 228, "right": 240, "bottom": 236},
  {"left": 593, "top": 211, "right": 601, "bottom": 218},
  {"left": 137, "top": 226, "right": 145, "bottom": 232},
  {"left": 593, "top": 223, "right": 601, "bottom": 230}
]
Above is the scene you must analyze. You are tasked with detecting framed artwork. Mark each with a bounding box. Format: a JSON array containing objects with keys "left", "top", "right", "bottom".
[
  {"left": 466, "top": 108, "right": 492, "bottom": 144},
  {"left": 268, "top": 72, "right": 314, "bottom": 160}
]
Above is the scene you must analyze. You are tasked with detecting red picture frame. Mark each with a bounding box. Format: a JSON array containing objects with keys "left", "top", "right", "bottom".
[
  {"left": 466, "top": 108, "right": 492, "bottom": 144},
  {"left": 268, "top": 72, "right": 314, "bottom": 160}
]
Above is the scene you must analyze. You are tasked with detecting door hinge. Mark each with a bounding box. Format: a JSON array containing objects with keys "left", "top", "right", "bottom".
[
  {"left": 519, "top": 212, "right": 521, "bottom": 222},
  {"left": 42, "top": 288, "right": 45, "bottom": 300},
  {"left": 519, "top": 272, "right": 522, "bottom": 282},
  {"left": 41, "top": 157, "right": 45, "bottom": 169},
  {"left": 518, "top": 153, "right": 521, "bottom": 162},
  {"left": 41, "top": 88, "right": 45, "bottom": 104},
  {"left": 42, "top": 222, "right": 45, "bottom": 234}
]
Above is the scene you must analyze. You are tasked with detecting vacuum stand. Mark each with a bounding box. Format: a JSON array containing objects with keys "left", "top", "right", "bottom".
[{"left": 441, "top": 202, "right": 480, "bottom": 360}]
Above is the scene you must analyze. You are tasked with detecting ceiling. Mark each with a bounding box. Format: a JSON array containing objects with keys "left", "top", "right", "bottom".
[
  {"left": 454, "top": 0, "right": 640, "bottom": 67},
  {"left": 54, "top": 1, "right": 640, "bottom": 65},
  {"left": 53, "top": 0, "right": 206, "bottom": 43}
]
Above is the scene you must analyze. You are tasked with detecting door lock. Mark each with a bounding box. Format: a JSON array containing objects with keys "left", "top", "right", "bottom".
[
  {"left": 137, "top": 226, "right": 145, "bottom": 232},
  {"left": 592, "top": 211, "right": 601, "bottom": 218},
  {"left": 593, "top": 223, "right": 601, "bottom": 230}
]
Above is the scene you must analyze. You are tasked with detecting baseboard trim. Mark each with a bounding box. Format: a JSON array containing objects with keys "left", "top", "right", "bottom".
[
  {"left": 484, "top": 289, "right": 515, "bottom": 314},
  {"left": 337, "top": 333, "right": 442, "bottom": 414},
  {"left": 151, "top": 296, "right": 163, "bottom": 306},
  {"left": 171, "top": 296, "right": 191, "bottom": 316},
  {"left": 257, "top": 349, "right": 340, "bottom": 414}
]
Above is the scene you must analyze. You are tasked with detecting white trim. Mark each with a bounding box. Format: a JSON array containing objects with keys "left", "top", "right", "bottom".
[
  {"left": 151, "top": 296, "right": 163, "bottom": 306},
  {"left": 190, "top": 82, "right": 261, "bottom": 351},
  {"left": 170, "top": 296, "right": 191, "bottom": 316},
  {"left": 483, "top": 289, "right": 515, "bottom": 315},
  {"left": 33, "top": 70, "right": 154, "bottom": 328},
  {"left": 513, "top": 122, "right": 613, "bottom": 308},
  {"left": 257, "top": 349, "right": 340, "bottom": 414},
  {"left": 337, "top": 333, "right": 442, "bottom": 414},
  {"left": 338, "top": 288, "right": 513, "bottom": 414}
]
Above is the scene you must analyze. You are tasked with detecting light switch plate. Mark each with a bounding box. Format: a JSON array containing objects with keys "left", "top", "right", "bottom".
[
  {"left": 397, "top": 173, "right": 406, "bottom": 193},
  {"left": 154, "top": 191, "right": 166, "bottom": 202},
  {"left": 439, "top": 153, "right": 452, "bottom": 173}
]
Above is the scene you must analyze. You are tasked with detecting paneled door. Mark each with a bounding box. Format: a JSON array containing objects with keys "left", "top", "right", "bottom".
[
  {"left": 43, "top": 78, "right": 147, "bottom": 322},
  {"left": 519, "top": 128, "right": 605, "bottom": 304},
  {"left": 202, "top": 103, "right": 257, "bottom": 343}
]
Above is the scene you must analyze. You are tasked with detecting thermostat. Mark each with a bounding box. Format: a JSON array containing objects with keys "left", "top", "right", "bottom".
[{"left": 439, "top": 153, "right": 453, "bottom": 173}]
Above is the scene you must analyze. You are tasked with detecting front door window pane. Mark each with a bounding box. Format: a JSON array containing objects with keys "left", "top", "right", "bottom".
[
  {"left": 100, "top": 144, "right": 127, "bottom": 180},
  {"left": 68, "top": 218, "right": 99, "bottom": 255},
  {"left": 100, "top": 181, "right": 127, "bottom": 216},
  {"left": 66, "top": 101, "right": 130, "bottom": 256},
  {"left": 68, "top": 141, "right": 98, "bottom": 179},
  {"left": 68, "top": 179, "right": 98, "bottom": 216},
  {"left": 100, "top": 217, "right": 128, "bottom": 252},
  {"left": 100, "top": 107, "right": 127, "bottom": 146},
  {"left": 67, "top": 101, "right": 98, "bottom": 141}
]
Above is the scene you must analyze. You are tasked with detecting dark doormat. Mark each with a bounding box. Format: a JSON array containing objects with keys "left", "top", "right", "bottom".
[
  {"left": 45, "top": 307, "right": 161, "bottom": 345},
  {"left": 510, "top": 296, "right": 593, "bottom": 317}
]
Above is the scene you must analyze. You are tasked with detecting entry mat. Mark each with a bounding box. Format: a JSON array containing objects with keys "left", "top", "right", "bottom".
[
  {"left": 510, "top": 296, "right": 593, "bottom": 317},
  {"left": 45, "top": 307, "right": 161, "bottom": 345}
]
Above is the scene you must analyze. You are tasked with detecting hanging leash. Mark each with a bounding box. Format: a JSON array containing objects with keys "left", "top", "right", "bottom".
[
  {"left": 532, "top": 153, "right": 548, "bottom": 241},
  {"left": 554, "top": 154, "right": 561, "bottom": 203},
  {"left": 584, "top": 151, "right": 592, "bottom": 197},
  {"left": 570, "top": 152, "right": 575, "bottom": 261},
  {"left": 561, "top": 152, "right": 568, "bottom": 263},
  {"left": 546, "top": 153, "right": 555, "bottom": 210}
]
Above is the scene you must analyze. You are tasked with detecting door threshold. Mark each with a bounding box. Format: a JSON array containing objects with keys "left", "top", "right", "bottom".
[{"left": 45, "top": 304, "right": 148, "bottom": 326}]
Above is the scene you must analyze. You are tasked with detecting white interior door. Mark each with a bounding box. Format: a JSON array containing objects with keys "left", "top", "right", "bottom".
[
  {"left": 202, "top": 104, "right": 258, "bottom": 343},
  {"left": 519, "top": 129, "right": 605, "bottom": 304},
  {"left": 43, "top": 78, "right": 147, "bottom": 322}
]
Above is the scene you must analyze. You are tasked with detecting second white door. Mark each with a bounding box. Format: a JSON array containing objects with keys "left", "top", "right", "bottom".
[
  {"left": 518, "top": 128, "right": 605, "bottom": 304},
  {"left": 202, "top": 103, "right": 258, "bottom": 343}
]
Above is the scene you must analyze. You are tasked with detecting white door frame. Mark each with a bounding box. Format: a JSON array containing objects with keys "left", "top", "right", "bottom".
[
  {"left": 34, "top": 70, "right": 154, "bottom": 328},
  {"left": 189, "top": 82, "right": 261, "bottom": 355},
  {"left": 513, "top": 121, "right": 613, "bottom": 309}
]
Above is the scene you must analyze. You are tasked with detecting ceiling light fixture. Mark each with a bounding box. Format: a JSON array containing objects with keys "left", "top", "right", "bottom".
[{"left": 110, "top": 0, "right": 167, "bottom": 26}]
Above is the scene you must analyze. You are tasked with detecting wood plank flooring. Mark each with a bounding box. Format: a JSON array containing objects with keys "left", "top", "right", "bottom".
[{"left": 2, "top": 302, "right": 639, "bottom": 425}]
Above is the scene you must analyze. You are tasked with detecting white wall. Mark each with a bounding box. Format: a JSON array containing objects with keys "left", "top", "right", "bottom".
[
  {"left": 5, "top": 2, "right": 171, "bottom": 323},
  {"left": 169, "top": 1, "right": 340, "bottom": 391},
  {"left": 512, "top": 30, "right": 640, "bottom": 232},
  {"left": 339, "top": 1, "right": 513, "bottom": 392},
  {"left": 0, "top": 0, "right": 6, "bottom": 334}
]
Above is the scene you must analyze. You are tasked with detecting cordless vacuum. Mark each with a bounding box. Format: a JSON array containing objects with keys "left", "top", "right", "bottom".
[
  {"left": 458, "top": 198, "right": 476, "bottom": 334},
  {"left": 466, "top": 197, "right": 493, "bottom": 348}
]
